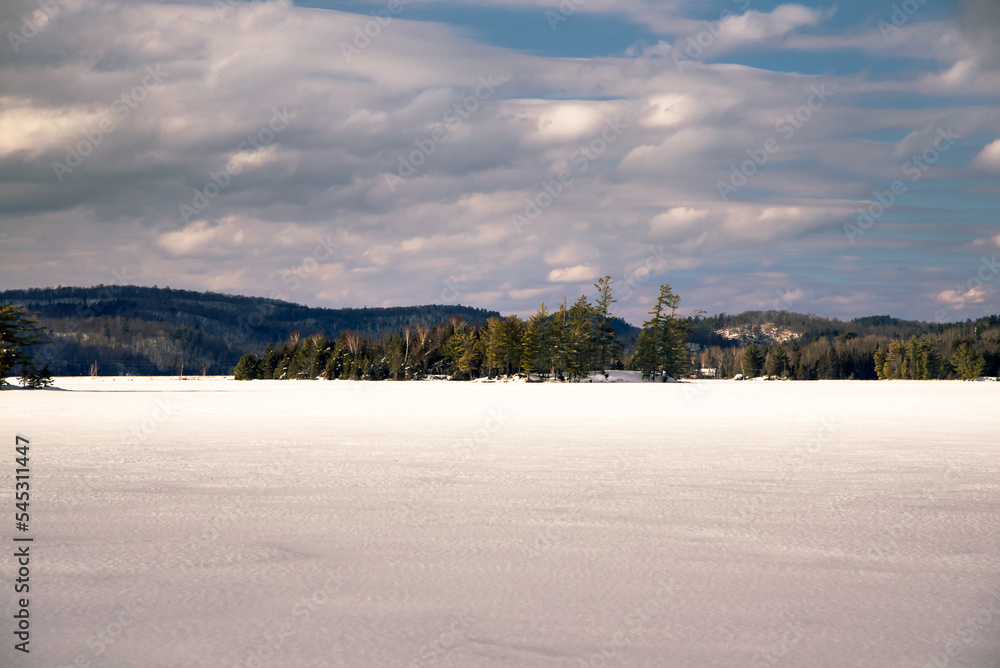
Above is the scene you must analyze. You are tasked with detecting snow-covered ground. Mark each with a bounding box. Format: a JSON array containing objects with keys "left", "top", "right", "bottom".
[{"left": 2, "top": 378, "right": 999, "bottom": 667}]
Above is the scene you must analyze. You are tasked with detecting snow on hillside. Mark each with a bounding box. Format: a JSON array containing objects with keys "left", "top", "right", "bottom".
[
  {"left": 2, "top": 378, "right": 998, "bottom": 667},
  {"left": 716, "top": 322, "right": 800, "bottom": 345}
]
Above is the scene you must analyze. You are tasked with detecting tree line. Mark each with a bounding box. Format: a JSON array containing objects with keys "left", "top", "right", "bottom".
[
  {"left": 234, "top": 279, "right": 694, "bottom": 381},
  {"left": 699, "top": 322, "right": 1000, "bottom": 381}
]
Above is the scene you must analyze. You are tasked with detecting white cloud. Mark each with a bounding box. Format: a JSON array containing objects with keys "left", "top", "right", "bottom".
[
  {"left": 973, "top": 139, "right": 1000, "bottom": 171},
  {"left": 936, "top": 287, "right": 988, "bottom": 307},
  {"left": 547, "top": 265, "right": 598, "bottom": 283},
  {"left": 157, "top": 219, "right": 245, "bottom": 256},
  {"left": 651, "top": 207, "right": 709, "bottom": 233},
  {"left": 972, "top": 233, "right": 1000, "bottom": 248}
]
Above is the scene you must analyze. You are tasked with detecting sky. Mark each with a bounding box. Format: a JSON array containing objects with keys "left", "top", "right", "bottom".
[{"left": 1, "top": 0, "right": 998, "bottom": 325}]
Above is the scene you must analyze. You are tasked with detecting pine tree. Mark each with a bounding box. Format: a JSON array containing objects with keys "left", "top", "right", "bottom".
[
  {"left": 873, "top": 345, "right": 887, "bottom": 379},
  {"left": 522, "top": 305, "right": 549, "bottom": 378},
  {"left": 1, "top": 306, "right": 50, "bottom": 385},
  {"left": 566, "top": 295, "right": 595, "bottom": 380},
  {"left": 262, "top": 343, "right": 278, "bottom": 378},
  {"left": 456, "top": 328, "right": 480, "bottom": 379},
  {"left": 36, "top": 363, "right": 53, "bottom": 388},
  {"left": 310, "top": 336, "right": 331, "bottom": 379},
  {"left": 17, "top": 363, "right": 54, "bottom": 389},
  {"left": 954, "top": 343, "right": 985, "bottom": 381},
  {"left": 497, "top": 316, "right": 524, "bottom": 376},
  {"left": 592, "top": 276, "right": 618, "bottom": 373},
  {"left": 742, "top": 344, "right": 765, "bottom": 378},
  {"left": 920, "top": 341, "right": 943, "bottom": 380},
  {"left": 639, "top": 284, "right": 690, "bottom": 381},
  {"left": 767, "top": 346, "right": 788, "bottom": 377},
  {"left": 480, "top": 316, "right": 503, "bottom": 378},
  {"left": 885, "top": 340, "right": 906, "bottom": 379},
  {"left": 550, "top": 299, "right": 571, "bottom": 380},
  {"left": 634, "top": 328, "right": 658, "bottom": 379},
  {"left": 234, "top": 353, "right": 262, "bottom": 380}
]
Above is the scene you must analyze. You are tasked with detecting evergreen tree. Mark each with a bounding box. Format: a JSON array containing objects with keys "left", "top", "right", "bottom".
[
  {"left": 766, "top": 346, "right": 788, "bottom": 377},
  {"left": 592, "top": 276, "right": 618, "bottom": 373},
  {"left": 310, "top": 336, "right": 331, "bottom": 379},
  {"left": 522, "top": 305, "right": 549, "bottom": 378},
  {"left": 634, "top": 327, "right": 659, "bottom": 379},
  {"left": 17, "top": 363, "right": 54, "bottom": 388},
  {"left": 566, "top": 295, "right": 595, "bottom": 380},
  {"left": 550, "top": 299, "right": 571, "bottom": 380},
  {"left": 873, "top": 345, "right": 887, "bottom": 380},
  {"left": 884, "top": 340, "right": 906, "bottom": 379},
  {"left": 234, "top": 353, "right": 262, "bottom": 380},
  {"left": 261, "top": 344, "right": 278, "bottom": 378},
  {"left": 1, "top": 305, "right": 50, "bottom": 384},
  {"left": 954, "top": 343, "right": 985, "bottom": 381},
  {"left": 479, "top": 316, "right": 503, "bottom": 378},
  {"left": 742, "top": 344, "right": 765, "bottom": 378},
  {"left": 638, "top": 284, "right": 690, "bottom": 380},
  {"left": 496, "top": 315, "right": 524, "bottom": 376}
]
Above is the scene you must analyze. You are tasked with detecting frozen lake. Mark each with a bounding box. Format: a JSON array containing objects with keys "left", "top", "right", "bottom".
[{"left": 2, "top": 378, "right": 999, "bottom": 667}]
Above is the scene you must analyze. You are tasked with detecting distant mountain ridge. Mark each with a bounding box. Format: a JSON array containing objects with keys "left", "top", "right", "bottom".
[
  {"left": 3, "top": 286, "right": 996, "bottom": 376},
  {"left": 1, "top": 285, "right": 499, "bottom": 376}
]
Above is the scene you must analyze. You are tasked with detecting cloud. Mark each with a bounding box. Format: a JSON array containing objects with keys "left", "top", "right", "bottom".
[
  {"left": 0, "top": 0, "right": 997, "bottom": 324},
  {"left": 973, "top": 139, "right": 1000, "bottom": 171},
  {"left": 668, "top": 3, "right": 833, "bottom": 59},
  {"left": 972, "top": 234, "right": 1000, "bottom": 248},
  {"left": 156, "top": 219, "right": 245, "bottom": 256},
  {"left": 546, "top": 265, "right": 598, "bottom": 283},
  {"left": 650, "top": 207, "right": 709, "bottom": 233},
  {"left": 936, "top": 286, "right": 988, "bottom": 308}
]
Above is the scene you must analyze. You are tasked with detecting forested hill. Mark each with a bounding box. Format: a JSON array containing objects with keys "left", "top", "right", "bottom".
[
  {"left": 687, "top": 310, "right": 1000, "bottom": 349},
  {"left": 1, "top": 285, "right": 498, "bottom": 376}
]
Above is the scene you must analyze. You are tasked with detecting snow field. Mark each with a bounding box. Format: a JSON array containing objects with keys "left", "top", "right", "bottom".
[{"left": 1, "top": 377, "right": 998, "bottom": 667}]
